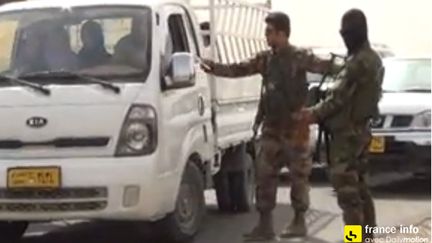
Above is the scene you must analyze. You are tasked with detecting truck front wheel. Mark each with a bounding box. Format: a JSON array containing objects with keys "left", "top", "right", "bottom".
[{"left": 155, "top": 162, "right": 205, "bottom": 242}]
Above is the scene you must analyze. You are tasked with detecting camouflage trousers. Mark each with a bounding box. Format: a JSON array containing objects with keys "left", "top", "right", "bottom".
[
  {"left": 255, "top": 122, "right": 312, "bottom": 213},
  {"left": 328, "top": 130, "right": 376, "bottom": 228}
]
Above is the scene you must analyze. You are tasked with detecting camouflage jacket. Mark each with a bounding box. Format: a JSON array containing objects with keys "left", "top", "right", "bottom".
[
  {"left": 311, "top": 42, "right": 384, "bottom": 134},
  {"left": 210, "top": 44, "right": 329, "bottom": 127}
]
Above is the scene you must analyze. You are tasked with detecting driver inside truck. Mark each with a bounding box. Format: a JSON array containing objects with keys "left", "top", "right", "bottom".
[
  {"left": 43, "top": 25, "right": 78, "bottom": 71},
  {"left": 14, "top": 25, "right": 46, "bottom": 74}
]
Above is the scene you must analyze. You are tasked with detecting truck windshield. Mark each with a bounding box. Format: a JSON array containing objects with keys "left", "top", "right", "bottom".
[
  {"left": 383, "top": 58, "right": 431, "bottom": 93},
  {"left": 0, "top": 6, "right": 152, "bottom": 81}
]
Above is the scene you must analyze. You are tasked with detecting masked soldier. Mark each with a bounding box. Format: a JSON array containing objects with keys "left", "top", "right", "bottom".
[
  {"left": 202, "top": 12, "right": 331, "bottom": 241},
  {"left": 298, "top": 9, "right": 384, "bottom": 241}
]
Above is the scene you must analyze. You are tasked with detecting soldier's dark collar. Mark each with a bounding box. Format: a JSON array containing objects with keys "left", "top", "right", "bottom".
[{"left": 348, "top": 41, "right": 371, "bottom": 57}]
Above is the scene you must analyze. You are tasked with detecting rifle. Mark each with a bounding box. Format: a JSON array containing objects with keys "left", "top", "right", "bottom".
[
  {"left": 252, "top": 83, "right": 265, "bottom": 140},
  {"left": 311, "top": 53, "right": 345, "bottom": 166}
]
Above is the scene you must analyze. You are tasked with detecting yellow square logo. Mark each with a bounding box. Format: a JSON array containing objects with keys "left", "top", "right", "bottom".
[{"left": 344, "top": 225, "right": 362, "bottom": 242}]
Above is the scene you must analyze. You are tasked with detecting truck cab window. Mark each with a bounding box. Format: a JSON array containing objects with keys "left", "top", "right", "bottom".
[
  {"left": 0, "top": 20, "right": 18, "bottom": 73},
  {"left": 167, "top": 14, "right": 189, "bottom": 53},
  {"left": 182, "top": 12, "right": 200, "bottom": 57}
]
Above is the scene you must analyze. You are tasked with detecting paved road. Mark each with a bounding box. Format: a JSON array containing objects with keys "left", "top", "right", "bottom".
[{"left": 22, "top": 173, "right": 431, "bottom": 243}]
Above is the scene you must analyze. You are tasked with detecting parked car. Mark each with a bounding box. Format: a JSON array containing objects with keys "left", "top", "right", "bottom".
[{"left": 368, "top": 57, "right": 431, "bottom": 177}]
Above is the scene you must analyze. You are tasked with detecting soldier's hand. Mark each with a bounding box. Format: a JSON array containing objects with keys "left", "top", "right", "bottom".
[
  {"left": 200, "top": 59, "right": 214, "bottom": 73},
  {"left": 252, "top": 123, "right": 260, "bottom": 137},
  {"left": 293, "top": 108, "right": 317, "bottom": 125}
]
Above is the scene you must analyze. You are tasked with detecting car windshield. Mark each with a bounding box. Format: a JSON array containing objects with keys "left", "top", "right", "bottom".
[
  {"left": 383, "top": 58, "right": 431, "bottom": 92},
  {"left": 0, "top": 6, "right": 152, "bottom": 81}
]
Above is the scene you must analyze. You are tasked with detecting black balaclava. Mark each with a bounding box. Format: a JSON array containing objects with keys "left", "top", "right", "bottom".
[{"left": 340, "top": 9, "right": 368, "bottom": 55}]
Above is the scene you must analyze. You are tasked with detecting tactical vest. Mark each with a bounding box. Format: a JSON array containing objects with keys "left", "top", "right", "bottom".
[
  {"left": 322, "top": 50, "right": 384, "bottom": 132},
  {"left": 261, "top": 51, "right": 308, "bottom": 122},
  {"left": 351, "top": 65, "right": 384, "bottom": 122}
]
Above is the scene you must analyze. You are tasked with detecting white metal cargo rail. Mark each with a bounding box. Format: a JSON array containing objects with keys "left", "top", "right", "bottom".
[
  {"left": 188, "top": 0, "right": 270, "bottom": 150},
  {"left": 190, "top": 0, "right": 269, "bottom": 64},
  {"left": 188, "top": 0, "right": 270, "bottom": 104}
]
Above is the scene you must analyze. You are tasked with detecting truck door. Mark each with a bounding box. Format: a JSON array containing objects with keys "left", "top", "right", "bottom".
[{"left": 157, "top": 4, "right": 213, "bottom": 174}]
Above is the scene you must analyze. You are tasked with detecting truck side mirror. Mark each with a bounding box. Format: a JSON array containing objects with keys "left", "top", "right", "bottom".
[{"left": 165, "top": 52, "right": 196, "bottom": 89}]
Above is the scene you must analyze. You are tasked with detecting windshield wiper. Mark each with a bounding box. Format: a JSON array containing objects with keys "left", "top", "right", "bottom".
[
  {"left": 0, "top": 74, "right": 51, "bottom": 96},
  {"left": 21, "top": 70, "right": 121, "bottom": 94}
]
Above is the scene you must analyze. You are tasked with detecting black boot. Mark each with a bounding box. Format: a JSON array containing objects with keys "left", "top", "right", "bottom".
[{"left": 243, "top": 212, "right": 277, "bottom": 242}]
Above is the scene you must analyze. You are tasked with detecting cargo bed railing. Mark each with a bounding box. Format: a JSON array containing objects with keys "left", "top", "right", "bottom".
[
  {"left": 188, "top": 0, "right": 270, "bottom": 151},
  {"left": 189, "top": 0, "right": 269, "bottom": 64}
]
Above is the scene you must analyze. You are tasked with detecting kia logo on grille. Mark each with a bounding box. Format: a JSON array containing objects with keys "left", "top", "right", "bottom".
[{"left": 26, "top": 117, "right": 48, "bottom": 128}]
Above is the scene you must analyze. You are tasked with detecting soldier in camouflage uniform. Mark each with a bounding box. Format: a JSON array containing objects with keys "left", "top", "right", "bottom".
[
  {"left": 298, "top": 9, "right": 384, "bottom": 241},
  {"left": 202, "top": 12, "right": 332, "bottom": 241}
]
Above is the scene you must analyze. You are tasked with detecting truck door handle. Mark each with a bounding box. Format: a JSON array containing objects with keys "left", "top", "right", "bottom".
[{"left": 197, "top": 95, "right": 205, "bottom": 116}]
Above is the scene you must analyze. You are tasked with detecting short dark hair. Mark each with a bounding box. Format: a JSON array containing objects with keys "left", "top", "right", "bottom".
[{"left": 265, "top": 11, "right": 290, "bottom": 37}]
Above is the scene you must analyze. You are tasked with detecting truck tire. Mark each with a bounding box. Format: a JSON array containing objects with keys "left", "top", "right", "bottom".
[
  {"left": 214, "top": 147, "right": 255, "bottom": 213},
  {"left": 213, "top": 170, "right": 232, "bottom": 212},
  {"left": 0, "top": 221, "right": 28, "bottom": 242},
  {"left": 155, "top": 162, "right": 205, "bottom": 242},
  {"left": 230, "top": 153, "right": 255, "bottom": 212}
]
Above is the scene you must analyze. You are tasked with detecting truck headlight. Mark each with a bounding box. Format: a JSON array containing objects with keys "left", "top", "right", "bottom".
[
  {"left": 411, "top": 110, "right": 431, "bottom": 129},
  {"left": 115, "top": 105, "right": 157, "bottom": 156}
]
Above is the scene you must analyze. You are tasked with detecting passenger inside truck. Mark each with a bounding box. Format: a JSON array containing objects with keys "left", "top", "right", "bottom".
[
  {"left": 0, "top": 7, "right": 152, "bottom": 79},
  {"left": 43, "top": 25, "right": 78, "bottom": 71},
  {"left": 112, "top": 16, "right": 149, "bottom": 69},
  {"left": 77, "top": 20, "right": 111, "bottom": 68}
]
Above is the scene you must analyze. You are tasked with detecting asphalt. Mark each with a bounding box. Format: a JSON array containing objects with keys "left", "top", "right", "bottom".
[{"left": 20, "top": 172, "right": 431, "bottom": 243}]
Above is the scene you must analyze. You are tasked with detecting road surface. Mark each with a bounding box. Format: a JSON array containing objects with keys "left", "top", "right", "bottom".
[{"left": 22, "top": 172, "right": 431, "bottom": 243}]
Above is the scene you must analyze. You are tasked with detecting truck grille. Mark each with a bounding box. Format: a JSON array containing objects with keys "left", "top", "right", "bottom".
[
  {"left": 0, "top": 187, "right": 107, "bottom": 199},
  {"left": 391, "top": 115, "right": 413, "bottom": 128},
  {"left": 0, "top": 201, "right": 107, "bottom": 212},
  {"left": 371, "top": 115, "right": 414, "bottom": 129},
  {"left": 0, "top": 137, "right": 110, "bottom": 149},
  {"left": 0, "top": 187, "right": 108, "bottom": 212}
]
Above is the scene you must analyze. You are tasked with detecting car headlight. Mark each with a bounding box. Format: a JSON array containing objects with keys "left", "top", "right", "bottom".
[
  {"left": 411, "top": 110, "right": 431, "bottom": 129},
  {"left": 115, "top": 105, "right": 157, "bottom": 157}
]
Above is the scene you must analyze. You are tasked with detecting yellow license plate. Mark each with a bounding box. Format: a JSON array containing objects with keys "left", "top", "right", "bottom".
[
  {"left": 7, "top": 167, "right": 61, "bottom": 189},
  {"left": 369, "top": 136, "right": 385, "bottom": 153}
]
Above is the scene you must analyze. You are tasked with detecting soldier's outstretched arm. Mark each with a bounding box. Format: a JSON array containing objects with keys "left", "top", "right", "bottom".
[
  {"left": 299, "top": 49, "right": 334, "bottom": 74},
  {"left": 310, "top": 58, "right": 366, "bottom": 121},
  {"left": 201, "top": 52, "right": 266, "bottom": 78}
]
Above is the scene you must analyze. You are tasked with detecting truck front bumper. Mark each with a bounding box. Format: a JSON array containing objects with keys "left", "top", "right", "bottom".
[
  {"left": 368, "top": 130, "right": 431, "bottom": 175},
  {"left": 0, "top": 156, "right": 180, "bottom": 222}
]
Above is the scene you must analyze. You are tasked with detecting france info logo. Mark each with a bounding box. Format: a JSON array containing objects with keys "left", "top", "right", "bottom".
[{"left": 344, "top": 225, "right": 362, "bottom": 242}]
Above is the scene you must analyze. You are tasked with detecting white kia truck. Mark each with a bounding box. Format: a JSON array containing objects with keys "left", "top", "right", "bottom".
[{"left": 0, "top": 0, "right": 269, "bottom": 241}]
